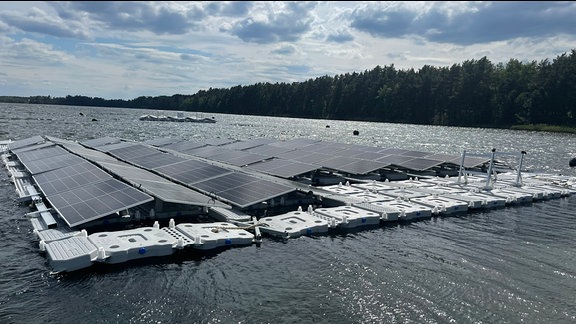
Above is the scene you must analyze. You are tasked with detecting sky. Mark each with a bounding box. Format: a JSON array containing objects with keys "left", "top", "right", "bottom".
[{"left": 0, "top": 1, "right": 575, "bottom": 100}]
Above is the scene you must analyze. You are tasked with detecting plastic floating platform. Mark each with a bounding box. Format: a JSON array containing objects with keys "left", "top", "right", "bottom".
[
  {"left": 259, "top": 209, "right": 330, "bottom": 238},
  {"left": 313, "top": 205, "right": 382, "bottom": 229},
  {"left": 39, "top": 220, "right": 257, "bottom": 273}
]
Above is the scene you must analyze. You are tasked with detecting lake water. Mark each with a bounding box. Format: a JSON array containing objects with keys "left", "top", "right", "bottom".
[{"left": 0, "top": 103, "right": 575, "bottom": 323}]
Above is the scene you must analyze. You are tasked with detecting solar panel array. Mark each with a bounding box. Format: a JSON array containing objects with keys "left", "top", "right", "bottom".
[
  {"left": 150, "top": 136, "right": 488, "bottom": 178},
  {"left": 192, "top": 172, "right": 295, "bottom": 208},
  {"left": 219, "top": 138, "right": 277, "bottom": 151},
  {"left": 87, "top": 137, "right": 297, "bottom": 208},
  {"left": 16, "top": 145, "right": 68, "bottom": 162},
  {"left": 47, "top": 178, "right": 153, "bottom": 227},
  {"left": 32, "top": 161, "right": 112, "bottom": 196},
  {"left": 79, "top": 137, "right": 122, "bottom": 149},
  {"left": 12, "top": 137, "right": 154, "bottom": 227},
  {"left": 50, "top": 138, "right": 230, "bottom": 208},
  {"left": 245, "top": 158, "right": 321, "bottom": 178},
  {"left": 207, "top": 150, "right": 268, "bottom": 166},
  {"left": 143, "top": 137, "right": 183, "bottom": 147},
  {"left": 95, "top": 160, "right": 230, "bottom": 207},
  {"left": 7, "top": 135, "right": 45, "bottom": 151},
  {"left": 17, "top": 147, "right": 87, "bottom": 175},
  {"left": 10, "top": 134, "right": 496, "bottom": 223},
  {"left": 154, "top": 160, "right": 232, "bottom": 185}
]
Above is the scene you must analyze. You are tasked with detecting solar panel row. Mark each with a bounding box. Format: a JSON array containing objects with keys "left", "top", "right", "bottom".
[
  {"left": 149, "top": 136, "right": 486, "bottom": 178},
  {"left": 89, "top": 138, "right": 296, "bottom": 208},
  {"left": 47, "top": 178, "right": 153, "bottom": 227},
  {"left": 11, "top": 138, "right": 154, "bottom": 228}
]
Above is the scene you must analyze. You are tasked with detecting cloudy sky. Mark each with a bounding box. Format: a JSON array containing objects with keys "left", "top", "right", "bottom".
[{"left": 1, "top": 1, "right": 575, "bottom": 100}]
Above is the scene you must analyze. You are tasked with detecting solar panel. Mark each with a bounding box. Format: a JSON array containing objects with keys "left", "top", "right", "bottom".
[
  {"left": 16, "top": 145, "right": 68, "bottom": 162},
  {"left": 94, "top": 141, "right": 136, "bottom": 153},
  {"left": 8, "top": 135, "right": 45, "bottom": 151},
  {"left": 320, "top": 156, "right": 360, "bottom": 170},
  {"left": 209, "top": 150, "right": 269, "bottom": 166},
  {"left": 269, "top": 138, "right": 321, "bottom": 149},
  {"left": 153, "top": 159, "right": 210, "bottom": 176},
  {"left": 357, "top": 146, "right": 387, "bottom": 153},
  {"left": 395, "top": 157, "right": 444, "bottom": 171},
  {"left": 21, "top": 152, "right": 87, "bottom": 175},
  {"left": 449, "top": 156, "right": 491, "bottom": 168},
  {"left": 346, "top": 150, "right": 389, "bottom": 161},
  {"left": 425, "top": 153, "right": 460, "bottom": 163},
  {"left": 130, "top": 153, "right": 186, "bottom": 169},
  {"left": 244, "top": 144, "right": 296, "bottom": 156},
  {"left": 245, "top": 158, "right": 321, "bottom": 178},
  {"left": 46, "top": 178, "right": 154, "bottom": 227},
  {"left": 60, "top": 142, "right": 120, "bottom": 163},
  {"left": 96, "top": 161, "right": 230, "bottom": 207},
  {"left": 202, "top": 138, "right": 237, "bottom": 146},
  {"left": 376, "top": 154, "right": 415, "bottom": 165},
  {"left": 321, "top": 157, "right": 389, "bottom": 174},
  {"left": 219, "top": 138, "right": 276, "bottom": 150},
  {"left": 153, "top": 160, "right": 231, "bottom": 184},
  {"left": 399, "top": 150, "right": 432, "bottom": 158},
  {"left": 134, "top": 179, "right": 228, "bottom": 207},
  {"left": 216, "top": 180, "right": 293, "bottom": 207},
  {"left": 144, "top": 137, "right": 184, "bottom": 147},
  {"left": 32, "top": 161, "right": 112, "bottom": 196},
  {"left": 80, "top": 137, "right": 122, "bottom": 149},
  {"left": 163, "top": 141, "right": 206, "bottom": 152},
  {"left": 276, "top": 150, "right": 333, "bottom": 164},
  {"left": 193, "top": 172, "right": 257, "bottom": 193},
  {"left": 11, "top": 141, "right": 55, "bottom": 154},
  {"left": 192, "top": 172, "right": 295, "bottom": 208},
  {"left": 169, "top": 165, "right": 233, "bottom": 185},
  {"left": 108, "top": 144, "right": 161, "bottom": 160},
  {"left": 378, "top": 148, "right": 412, "bottom": 155},
  {"left": 182, "top": 145, "right": 230, "bottom": 158},
  {"left": 300, "top": 141, "right": 353, "bottom": 154},
  {"left": 97, "top": 160, "right": 163, "bottom": 181}
]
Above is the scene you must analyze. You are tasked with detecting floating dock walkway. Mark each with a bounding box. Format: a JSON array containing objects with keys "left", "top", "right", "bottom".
[{"left": 1, "top": 136, "right": 574, "bottom": 273}]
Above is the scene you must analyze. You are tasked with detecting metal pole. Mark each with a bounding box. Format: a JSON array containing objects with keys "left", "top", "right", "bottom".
[
  {"left": 485, "top": 148, "right": 496, "bottom": 190},
  {"left": 457, "top": 150, "right": 466, "bottom": 184},
  {"left": 515, "top": 151, "right": 526, "bottom": 186}
]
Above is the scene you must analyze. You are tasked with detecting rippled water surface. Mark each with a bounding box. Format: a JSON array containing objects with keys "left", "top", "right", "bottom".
[{"left": 0, "top": 103, "right": 575, "bottom": 323}]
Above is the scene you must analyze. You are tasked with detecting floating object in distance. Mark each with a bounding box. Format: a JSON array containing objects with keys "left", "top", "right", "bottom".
[
  {"left": 353, "top": 130, "right": 359, "bottom": 135},
  {"left": 569, "top": 157, "right": 576, "bottom": 167},
  {"left": 139, "top": 113, "right": 216, "bottom": 123}
]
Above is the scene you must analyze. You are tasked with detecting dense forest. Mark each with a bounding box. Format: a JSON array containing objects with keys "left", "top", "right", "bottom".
[{"left": 2, "top": 49, "right": 575, "bottom": 130}]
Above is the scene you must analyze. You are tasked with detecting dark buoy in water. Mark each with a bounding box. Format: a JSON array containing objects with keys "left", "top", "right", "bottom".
[
  {"left": 353, "top": 130, "right": 359, "bottom": 136},
  {"left": 569, "top": 157, "right": 576, "bottom": 167},
  {"left": 91, "top": 118, "right": 98, "bottom": 122},
  {"left": 326, "top": 125, "right": 330, "bottom": 128},
  {"left": 79, "top": 112, "right": 84, "bottom": 116}
]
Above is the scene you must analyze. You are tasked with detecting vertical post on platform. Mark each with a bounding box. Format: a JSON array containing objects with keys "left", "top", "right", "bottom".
[
  {"left": 484, "top": 148, "right": 496, "bottom": 190},
  {"left": 457, "top": 150, "right": 466, "bottom": 184},
  {"left": 515, "top": 151, "right": 526, "bottom": 187}
]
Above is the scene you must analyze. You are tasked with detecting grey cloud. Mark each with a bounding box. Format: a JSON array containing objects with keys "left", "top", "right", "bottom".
[
  {"left": 349, "top": 2, "right": 576, "bottom": 45},
  {"left": 49, "top": 1, "right": 206, "bottom": 35},
  {"left": 0, "top": 8, "right": 89, "bottom": 39},
  {"left": 326, "top": 30, "right": 354, "bottom": 43},
  {"left": 271, "top": 45, "right": 296, "bottom": 55},
  {"left": 228, "top": 2, "right": 317, "bottom": 44},
  {"left": 205, "top": 1, "right": 253, "bottom": 17}
]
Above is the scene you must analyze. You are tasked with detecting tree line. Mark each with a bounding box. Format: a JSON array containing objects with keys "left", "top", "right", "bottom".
[{"left": 2, "top": 49, "right": 575, "bottom": 129}]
